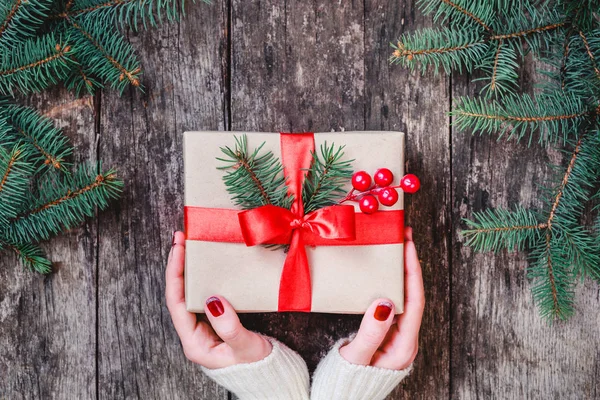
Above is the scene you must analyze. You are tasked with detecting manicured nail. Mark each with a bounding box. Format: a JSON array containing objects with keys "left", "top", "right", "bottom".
[
  {"left": 171, "top": 231, "right": 176, "bottom": 247},
  {"left": 206, "top": 296, "right": 224, "bottom": 317},
  {"left": 374, "top": 301, "right": 393, "bottom": 321}
]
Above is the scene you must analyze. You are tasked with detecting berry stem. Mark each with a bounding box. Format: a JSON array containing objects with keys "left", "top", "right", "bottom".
[{"left": 338, "top": 184, "right": 402, "bottom": 204}]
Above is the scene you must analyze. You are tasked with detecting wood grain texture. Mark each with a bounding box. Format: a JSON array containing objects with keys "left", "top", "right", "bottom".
[
  {"left": 0, "top": 90, "right": 97, "bottom": 400},
  {"left": 3, "top": 1, "right": 600, "bottom": 399},
  {"left": 230, "top": 0, "right": 368, "bottom": 373},
  {"left": 95, "top": 2, "right": 228, "bottom": 399},
  {"left": 364, "top": 1, "right": 451, "bottom": 398},
  {"left": 451, "top": 59, "right": 600, "bottom": 398}
]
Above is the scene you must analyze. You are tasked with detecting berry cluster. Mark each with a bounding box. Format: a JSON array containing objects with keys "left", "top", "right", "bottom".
[{"left": 342, "top": 168, "right": 420, "bottom": 214}]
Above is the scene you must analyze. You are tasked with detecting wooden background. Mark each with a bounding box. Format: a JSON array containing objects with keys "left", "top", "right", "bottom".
[{"left": 1, "top": 1, "right": 599, "bottom": 399}]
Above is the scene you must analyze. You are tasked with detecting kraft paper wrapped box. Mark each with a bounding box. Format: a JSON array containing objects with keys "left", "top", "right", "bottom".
[{"left": 184, "top": 131, "right": 405, "bottom": 314}]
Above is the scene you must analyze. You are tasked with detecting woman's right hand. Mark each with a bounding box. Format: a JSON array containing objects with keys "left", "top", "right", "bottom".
[{"left": 165, "top": 231, "right": 272, "bottom": 369}]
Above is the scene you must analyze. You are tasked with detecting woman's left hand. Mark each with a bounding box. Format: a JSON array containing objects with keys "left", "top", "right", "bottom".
[{"left": 339, "top": 227, "right": 425, "bottom": 370}]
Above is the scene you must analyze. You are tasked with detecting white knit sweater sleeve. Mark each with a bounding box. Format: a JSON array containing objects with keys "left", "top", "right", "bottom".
[
  {"left": 310, "top": 337, "right": 413, "bottom": 400},
  {"left": 201, "top": 336, "right": 309, "bottom": 400}
]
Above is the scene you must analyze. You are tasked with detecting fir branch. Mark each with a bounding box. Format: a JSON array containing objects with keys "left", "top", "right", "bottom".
[
  {"left": 391, "top": 27, "right": 488, "bottom": 74},
  {"left": 64, "top": 59, "right": 102, "bottom": 95},
  {"left": 0, "top": 102, "right": 73, "bottom": 172},
  {"left": 474, "top": 39, "right": 519, "bottom": 96},
  {"left": 1, "top": 241, "right": 52, "bottom": 273},
  {"left": 490, "top": 40, "right": 503, "bottom": 92},
  {"left": 490, "top": 22, "right": 565, "bottom": 41},
  {"left": 69, "top": 17, "right": 141, "bottom": 92},
  {"left": 554, "top": 29, "right": 600, "bottom": 99},
  {"left": 6, "top": 166, "right": 123, "bottom": 244},
  {"left": 302, "top": 142, "right": 353, "bottom": 214},
  {"left": 462, "top": 207, "right": 545, "bottom": 252},
  {"left": 452, "top": 92, "right": 589, "bottom": 144},
  {"left": 53, "top": 0, "right": 209, "bottom": 30},
  {"left": 546, "top": 137, "right": 583, "bottom": 231},
  {"left": 217, "top": 135, "right": 291, "bottom": 210},
  {"left": 0, "top": 145, "right": 31, "bottom": 225},
  {"left": 489, "top": 4, "right": 564, "bottom": 56},
  {"left": 0, "top": 0, "right": 52, "bottom": 48},
  {"left": 0, "top": 33, "right": 75, "bottom": 95},
  {"left": 528, "top": 234, "right": 575, "bottom": 321},
  {"left": 417, "top": 0, "right": 494, "bottom": 32},
  {"left": 578, "top": 31, "right": 600, "bottom": 80}
]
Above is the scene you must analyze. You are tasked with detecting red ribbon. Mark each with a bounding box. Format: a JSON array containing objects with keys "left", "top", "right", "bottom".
[{"left": 184, "top": 133, "right": 404, "bottom": 312}]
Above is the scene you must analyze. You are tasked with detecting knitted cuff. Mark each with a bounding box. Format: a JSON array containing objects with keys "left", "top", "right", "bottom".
[
  {"left": 311, "top": 337, "right": 413, "bottom": 400},
  {"left": 201, "top": 336, "right": 310, "bottom": 400}
]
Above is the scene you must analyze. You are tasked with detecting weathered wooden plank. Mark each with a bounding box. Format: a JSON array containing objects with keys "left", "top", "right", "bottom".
[
  {"left": 96, "top": 2, "right": 229, "bottom": 398},
  {"left": 451, "top": 60, "right": 600, "bottom": 397},
  {"left": 231, "top": 0, "right": 367, "bottom": 372},
  {"left": 0, "top": 90, "right": 97, "bottom": 399},
  {"left": 364, "top": 1, "right": 451, "bottom": 398}
]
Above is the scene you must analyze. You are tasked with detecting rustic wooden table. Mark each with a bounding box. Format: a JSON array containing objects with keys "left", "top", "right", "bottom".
[{"left": 2, "top": 1, "right": 599, "bottom": 399}]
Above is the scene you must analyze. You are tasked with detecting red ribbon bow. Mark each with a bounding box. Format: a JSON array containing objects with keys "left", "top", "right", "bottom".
[
  {"left": 184, "top": 133, "right": 404, "bottom": 312},
  {"left": 238, "top": 203, "right": 356, "bottom": 311}
]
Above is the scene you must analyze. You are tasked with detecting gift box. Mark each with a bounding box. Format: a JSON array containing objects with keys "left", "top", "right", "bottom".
[{"left": 184, "top": 131, "right": 406, "bottom": 314}]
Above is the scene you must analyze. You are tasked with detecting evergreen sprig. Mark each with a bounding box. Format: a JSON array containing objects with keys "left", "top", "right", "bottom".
[
  {"left": 462, "top": 206, "right": 544, "bottom": 252},
  {"left": 0, "top": 100, "right": 122, "bottom": 272},
  {"left": 0, "top": 100, "right": 73, "bottom": 172},
  {"left": 0, "top": 0, "right": 207, "bottom": 96},
  {"left": 0, "top": 0, "right": 204, "bottom": 271},
  {"left": 217, "top": 135, "right": 292, "bottom": 210},
  {"left": 0, "top": 32, "right": 75, "bottom": 96},
  {"left": 394, "top": 0, "right": 600, "bottom": 320},
  {"left": 452, "top": 92, "right": 589, "bottom": 145},
  {"left": 303, "top": 142, "right": 353, "bottom": 214},
  {"left": 5, "top": 165, "right": 122, "bottom": 244}
]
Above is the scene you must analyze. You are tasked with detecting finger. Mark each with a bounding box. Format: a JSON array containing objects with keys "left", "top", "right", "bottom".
[
  {"left": 398, "top": 227, "right": 425, "bottom": 339},
  {"left": 340, "top": 299, "right": 395, "bottom": 365},
  {"left": 166, "top": 231, "right": 196, "bottom": 339},
  {"left": 204, "top": 295, "right": 258, "bottom": 354}
]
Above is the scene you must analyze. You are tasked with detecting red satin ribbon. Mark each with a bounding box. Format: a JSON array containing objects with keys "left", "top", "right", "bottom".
[{"left": 184, "top": 133, "right": 404, "bottom": 312}]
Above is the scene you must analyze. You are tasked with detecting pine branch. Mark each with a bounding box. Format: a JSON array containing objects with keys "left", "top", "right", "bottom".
[
  {"left": 475, "top": 39, "right": 519, "bottom": 97},
  {"left": 302, "top": 142, "right": 353, "bottom": 214},
  {"left": 0, "top": 0, "right": 53, "bottom": 48},
  {"left": 578, "top": 31, "right": 600, "bottom": 81},
  {"left": 70, "top": 0, "right": 189, "bottom": 30},
  {"left": 63, "top": 57, "right": 103, "bottom": 95},
  {"left": 528, "top": 234, "right": 576, "bottom": 321},
  {"left": 0, "top": 241, "right": 52, "bottom": 273},
  {"left": 68, "top": 17, "right": 141, "bottom": 92},
  {"left": 491, "top": 22, "right": 565, "bottom": 41},
  {"left": 0, "top": 101, "right": 73, "bottom": 172},
  {"left": 0, "top": 33, "right": 75, "bottom": 95},
  {"left": 417, "top": 0, "right": 494, "bottom": 32},
  {"left": 391, "top": 27, "right": 488, "bottom": 74},
  {"left": 5, "top": 165, "right": 123, "bottom": 243},
  {"left": 0, "top": 145, "right": 31, "bottom": 225},
  {"left": 394, "top": 3, "right": 563, "bottom": 79},
  {"left": 452, "top": 92, "right": 590, "bottom": 144},
  {"left": 462, "top": 207, "right": 545, "bottom": 252},
  {"left": 217, "top": 135, "right": 291, "bottom": 210}
]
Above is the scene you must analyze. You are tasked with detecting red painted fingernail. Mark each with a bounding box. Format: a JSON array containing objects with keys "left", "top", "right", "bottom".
[
  {"left": 206, "top": 296, "right": 224, "bottom": 317},
  {"left": 374, "top": 301, "right": 393, "bottom": 321}
]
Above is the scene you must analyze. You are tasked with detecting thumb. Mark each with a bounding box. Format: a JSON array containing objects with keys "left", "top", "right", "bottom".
[
  {"left": 204, "top": 296, "right": 267, "bottom": 357},
  {"left": 340, "top": 299, "right": 395, "bottom": 365}
]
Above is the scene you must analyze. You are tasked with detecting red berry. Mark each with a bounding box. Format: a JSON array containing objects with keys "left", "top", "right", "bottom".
[
  {"left": 400, "top": 174, "right": 420, "bottom": 194},
  {"left": 352, "top": 171, "right": 372, "bottom": 191},
  {"left": 359, "top": 195, "right": 379, "bottom": 214},
  {"left": 374, "top": 168, "right": 394, "bottom": 187},
  {"left": 378, "top": 187, "right": 399, "bottom": 206}
]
